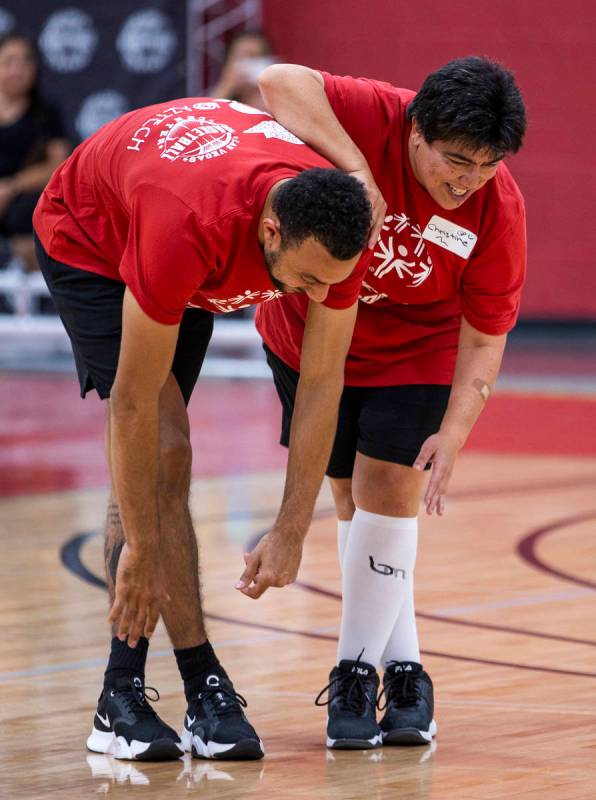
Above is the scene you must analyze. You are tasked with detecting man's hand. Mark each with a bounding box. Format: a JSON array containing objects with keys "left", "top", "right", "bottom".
[
  {"left": 108, "top": 543, "right": 170, "bottom": 646},
  {"left": 235, "top": 532, "right": 303, "bottom": 599},
  {"left": 413, "top": 431, "right": 463, "bottom": 516},
  {"left": 349, "top": 167, "right": 387, "bottom": 248}
]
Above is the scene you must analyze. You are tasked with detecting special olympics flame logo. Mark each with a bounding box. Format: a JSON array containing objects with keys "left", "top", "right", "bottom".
[{"left": 158, "top": 116, "right": 239, "bottom": 163}]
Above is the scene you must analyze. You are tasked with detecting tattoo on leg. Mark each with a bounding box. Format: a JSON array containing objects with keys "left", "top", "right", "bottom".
[
  {"left": 106, "top": 537, "right": 124, "bottom": 587},
  {"left": 107, "top": 502, "right": 121, "bottom": 531},
  {"left": 104, "top": 501, "right": 125, "bottom": 601}
]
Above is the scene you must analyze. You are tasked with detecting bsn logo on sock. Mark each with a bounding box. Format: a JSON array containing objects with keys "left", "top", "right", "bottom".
[{"left": 369, "top": 555, "right": 406, "bottom": 579}]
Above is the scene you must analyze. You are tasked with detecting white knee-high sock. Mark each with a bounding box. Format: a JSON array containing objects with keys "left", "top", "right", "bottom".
[
  {"left": 380, "top": 570, "right": 421, "bottom": 666},
  {"left": 337, "top": 519, "right": 352, "bottom": 570},
  {"left": 338, "top": 508, "right": 418, "bottom": 667}
]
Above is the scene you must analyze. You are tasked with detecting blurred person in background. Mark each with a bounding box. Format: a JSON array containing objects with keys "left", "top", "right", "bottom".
[
  {"left": 246, "top": 56, "right": 527, "bottom": 751},
  {"left": 210, "top": 30, "right": 277, "bottom": 110},
  {"left": 0, "top": 33, "right": 69, "bottom": 273}
]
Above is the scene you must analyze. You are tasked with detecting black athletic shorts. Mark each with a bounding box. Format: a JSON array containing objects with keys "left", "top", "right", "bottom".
[
  {"left": 264, "top": 343, "right": 451, "bottom": 479},
  {"left": 34, "top": 234, "right": 214, "bottom": 405}
]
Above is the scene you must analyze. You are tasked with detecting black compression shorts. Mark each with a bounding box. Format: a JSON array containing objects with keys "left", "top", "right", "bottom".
[{"left": 264, "top": 343, "right": 451, "bottom": 478}]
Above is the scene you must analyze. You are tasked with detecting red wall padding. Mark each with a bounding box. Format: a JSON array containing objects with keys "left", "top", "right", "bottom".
[{"left": 262, "top": 0, "right": 595, "bottom": 319}]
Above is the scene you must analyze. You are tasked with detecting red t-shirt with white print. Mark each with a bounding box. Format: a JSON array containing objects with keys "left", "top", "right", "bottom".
[
  {"left": 256, "top": 74, "right": 527, "bottom": 385},
  {"left": 33, "top": 97, "right": 368, "bottom": 323}
]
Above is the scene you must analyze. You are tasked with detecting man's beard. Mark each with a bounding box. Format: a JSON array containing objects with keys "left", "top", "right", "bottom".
[{"left": 263, "top": 244, "right": 287, "bottom": 292}]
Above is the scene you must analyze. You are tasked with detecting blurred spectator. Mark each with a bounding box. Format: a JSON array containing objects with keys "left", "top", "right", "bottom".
[
  {"left": 210, "top": 30, "right": 277, "bottom": 110},
  {"left": 0, "top": 33, "right": 69, "bottom": 273}
]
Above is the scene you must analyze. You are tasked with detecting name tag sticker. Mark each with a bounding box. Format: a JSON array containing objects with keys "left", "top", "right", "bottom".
[{"left": 422, "top": 215, "right": 478, "bottom": 259}]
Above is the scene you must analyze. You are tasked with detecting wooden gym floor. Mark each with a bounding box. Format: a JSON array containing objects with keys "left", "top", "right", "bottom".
[{"left": 0, "top": 370, "right": 595, "bottom": 799}]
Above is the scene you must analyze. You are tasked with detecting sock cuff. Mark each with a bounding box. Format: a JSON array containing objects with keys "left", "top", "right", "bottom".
[{"left": 353, "top": 507, "right": 418, "bottom": 531}]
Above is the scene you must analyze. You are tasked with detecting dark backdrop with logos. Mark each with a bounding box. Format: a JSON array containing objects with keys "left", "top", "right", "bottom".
[{"left": 0, "top": 1, "right": 187, "bottom": 144}]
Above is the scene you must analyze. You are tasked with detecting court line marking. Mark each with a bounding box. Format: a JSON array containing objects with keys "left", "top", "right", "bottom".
[
  {"left": 243, "top": 690, "right": 596, "bottom": 716},
  {"left": 434, "top": 587, "right": 594, "bottom": 615},
  {"left": 62, "top": 530, "right": 596, "bottom": 651},
  {"left": 517, "top": 510, "right": 596, "bottom": 591},
  {"left": 295, "top": 581, "right": 596, "bottom": 649},
  {"left": 56, "top": 529, "right": 596, "bottom": 682},
  {"left": 0, "top": 631, "right": 295, "bottom": 685}
]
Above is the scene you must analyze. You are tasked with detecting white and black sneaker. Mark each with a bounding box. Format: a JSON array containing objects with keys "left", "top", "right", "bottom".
[
  {"left": 315, "top": 657, "right": 382, "bottom": 750},
  {"left": 181, "top": 673, "right": 264, "bottom": 760},
  {"left": 87, "top": 676, "right": 184, "bottom": 760},
  {"left": 378, "top": 661, "right": 437, "bottom": 745}
]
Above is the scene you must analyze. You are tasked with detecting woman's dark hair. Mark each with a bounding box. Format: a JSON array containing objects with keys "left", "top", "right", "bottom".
[
  {"left": 273, "top": 168, "right": 371, "bottom": 260},
  {"left": 226, "top": 29, "right": 274, "bottom": 58},
  {"left": 407, "top": 56, "right": 527, "bottom": 156}
]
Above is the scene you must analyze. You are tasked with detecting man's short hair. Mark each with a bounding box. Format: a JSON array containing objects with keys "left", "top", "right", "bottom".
[
  {"left": 272, "top": 168, "right": 371, "bottom": 260},
  {"left": 407, "top": 56, "right": 527, "bottom": 156}
]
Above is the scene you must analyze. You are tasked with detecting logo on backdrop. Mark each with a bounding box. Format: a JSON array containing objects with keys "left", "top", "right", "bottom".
[
  {"left": 38, "top": 8, "right": 98, "bottom": 73},
  {"left": 75, "top": 90, "right": 129, "bottom": 140},
  {"left": 116, "top": 9, "right": 177, "bottom": 73},
  {"left": 0, "top": 8, "right": 15, "bottom": 36},
  {"left": 158, "top": 116, "right": 240, "bottom": 163}
]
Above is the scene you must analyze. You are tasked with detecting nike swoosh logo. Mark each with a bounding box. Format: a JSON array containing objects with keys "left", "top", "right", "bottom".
[
  {"left": 96, "top": 711, "right": 110, "bottom": 727},
  {"left": 186, "top": 714, "right": 196, "bottom": 728}
]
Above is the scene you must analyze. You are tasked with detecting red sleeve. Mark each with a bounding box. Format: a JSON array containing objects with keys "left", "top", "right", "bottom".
[
  {"left": 119, "top": 184, "right": 211, "bottom": 324},
  {"left": 322, "top": 250, "right": 372, "bottom": 310},
  {"left": 460, "top": 203, "right": 527, "bottom": 335},
  {"left": 320, "top": 72, "right": 406, "bottom": 164}
]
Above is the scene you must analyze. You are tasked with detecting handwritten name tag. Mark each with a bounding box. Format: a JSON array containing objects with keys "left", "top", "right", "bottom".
[{"left": 422, "top": 216, "right": 478, "bottom": 259}]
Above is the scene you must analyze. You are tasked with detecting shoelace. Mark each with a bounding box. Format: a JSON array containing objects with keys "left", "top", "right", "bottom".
[
  {"left": 199, "top": 685, "right": 248, "bottom": 717},
  {"left": 314, "top": 671, "right": 375, "bottom": 715},
  {"left": 377, "top": 664, "right": 420, "bottom": 712},
  {"left": 111, "top": 682, "right": 161, "bottom": 717}
]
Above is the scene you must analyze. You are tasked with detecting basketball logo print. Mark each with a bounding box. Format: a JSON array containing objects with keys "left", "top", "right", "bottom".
[{"left": 158, "top": 116, "right": 240, "bottom": 163}]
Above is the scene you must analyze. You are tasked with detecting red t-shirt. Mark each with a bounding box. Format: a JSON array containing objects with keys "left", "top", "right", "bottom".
[
  {"left": 256, "top": 74, "right": 527, "bottom": 386},
  {"left": 33, "top": 97, "right": 368, "bottom": 324}
]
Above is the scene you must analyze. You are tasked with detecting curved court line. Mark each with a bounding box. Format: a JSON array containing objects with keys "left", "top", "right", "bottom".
[
  {"left": 61, "top": 532, "right": 106, "bottom": 589},
  {"left": 516, "top": 511, "right": 596, "bottom": 591},
  {"left": 449, "top": 475, "right": 596, "bottom": 501},
  {"left": 59, "top": 532, "right": 337, "bottom": 642},
  {"left": 60, "top": 531, "right": 596, "bottom": 681},
  {"left": 294, "top": 580, "right": 596, "bottom": 649}
]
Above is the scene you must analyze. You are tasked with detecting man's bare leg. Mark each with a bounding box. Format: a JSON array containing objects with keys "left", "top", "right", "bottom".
[
  {"left": 155, "top": 375, "right": 207, "bottom": 647},
  {"left": 103, "top": 373, "right": 206, "bottom": 645},
  {"left": 100, "top": 373, "right": 263, "bottom": 759}
]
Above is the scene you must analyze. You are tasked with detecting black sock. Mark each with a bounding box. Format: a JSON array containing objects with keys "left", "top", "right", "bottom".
[
  {"left": 103, "top": 636, "right": 149, "bottom": 689},
  {"left": 174, "top": 640, "right": 224, "bottom": 701}
]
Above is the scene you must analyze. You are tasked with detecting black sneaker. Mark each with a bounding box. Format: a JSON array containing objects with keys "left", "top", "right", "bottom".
[
  {"left": 378, "top": 661, "right": 437, "bottom": 745},
  {"left": 315, "top": 657, "right": 382, "bottom": 749},
  {"left": 181, "top": 672, "right": 264, "bottom": 760},
  {"left": 86, "top": 676, "right": 184, "bottom": 760}
]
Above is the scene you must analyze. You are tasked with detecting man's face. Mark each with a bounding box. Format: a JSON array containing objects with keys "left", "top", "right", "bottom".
[
  {"left": 408, "top": 119, "right": 503, "bottom": 210},
  {"left": 263, "top": 228, "right": 360, "bottom": 304}
]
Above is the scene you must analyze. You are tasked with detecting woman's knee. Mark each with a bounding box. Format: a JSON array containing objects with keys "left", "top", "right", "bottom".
[{"left": 329, "top": 477, "right": 356, "bottom": 520}]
